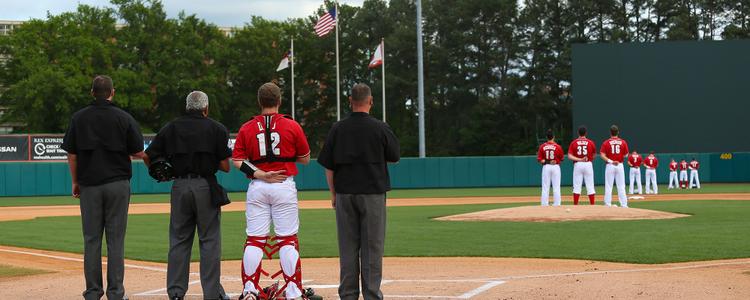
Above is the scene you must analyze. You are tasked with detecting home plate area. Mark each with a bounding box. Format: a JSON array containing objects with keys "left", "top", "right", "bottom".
[{"left": 133, "top": 276, "right": 506, "bottom": 299}]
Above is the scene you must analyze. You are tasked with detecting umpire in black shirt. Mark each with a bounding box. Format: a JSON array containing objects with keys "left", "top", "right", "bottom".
[
  {"left": 144, "top": 91, "right": 231, "bottom": 300},
  {"left": 318, "top": 83, "right": 400, "bottom": 300},
  {"left": 62, "top": 75, "right": 144, "bottom": 300}
]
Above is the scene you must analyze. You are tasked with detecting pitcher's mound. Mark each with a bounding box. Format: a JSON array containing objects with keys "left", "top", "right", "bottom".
[{"left": 436, "top": 205, "right": 690, "bottom": 222}]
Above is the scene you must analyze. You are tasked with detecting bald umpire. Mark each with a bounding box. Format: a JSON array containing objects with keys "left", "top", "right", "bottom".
[
  {"left": 62, "top": 75, "right": 144, "bottom": 300},
  {"left": 318, "top": 83, "right": 400, "bottom": 300}
]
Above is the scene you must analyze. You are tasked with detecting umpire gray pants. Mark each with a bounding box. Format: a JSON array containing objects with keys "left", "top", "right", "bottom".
[
  {"left": 335, "top": 193, "right": 386, "bottom": 300},
  {"left": 167, "top": 178, "right": 227, "bottom": 300},
  {"left": 79, "top": 179, "right": 130, "bottom": 300}
]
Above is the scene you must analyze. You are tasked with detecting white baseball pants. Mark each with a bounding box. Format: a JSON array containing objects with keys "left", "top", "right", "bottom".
[
  {"left": 645, "top": 169, "right": 658, "bottom": 194},
  {"left": 690, "top": 170, "right": 700, "bottom": 189},
  {"left": 629, "top": 167, "right": 642, "bottom": 194},
  {"left": 669, "top": 171, "right": 678, "bottom": 188},
  {"left": 680, "top": 170, "right": 688, "bottom": 184},
  {"left": 604, "top": 163, "right": 627, "bottom": 207},
  {"left": 541, "top": 164, "right": 561, "bottom": 206},
  {"left": 572, "top": 161, "right": 595, "bottom": 195},
  {"left": 243, "top": 177, "right": 302, "bottom": 298}
]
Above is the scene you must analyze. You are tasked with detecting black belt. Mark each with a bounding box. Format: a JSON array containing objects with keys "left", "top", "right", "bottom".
[{"left": 176, "top": 173, "right": 203, "bottom": 179}]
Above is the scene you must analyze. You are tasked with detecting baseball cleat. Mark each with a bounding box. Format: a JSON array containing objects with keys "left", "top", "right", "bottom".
[{"left": 238, "top": 291, "right": 259, "bottom": 300}]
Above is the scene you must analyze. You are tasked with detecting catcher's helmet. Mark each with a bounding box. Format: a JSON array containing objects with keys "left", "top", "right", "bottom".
[{"left": 148, "top": 157, "right": 174, "bottom": 182}]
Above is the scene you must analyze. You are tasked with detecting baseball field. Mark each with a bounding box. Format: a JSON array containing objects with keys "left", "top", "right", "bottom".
[{"left": 0, "top": 184, "right": 749, "bottom": 299}]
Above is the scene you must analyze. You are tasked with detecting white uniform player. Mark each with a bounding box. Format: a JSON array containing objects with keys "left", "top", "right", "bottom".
[
  {"left": 668, "top": 159, "right": 679, "bottom": 189},
  {"left": 689, "top": 158, "right": 701, "bottom": 189},
  {"left": 628, "top": 151, "right": 643, "bottom": 195},
  {"left": 600, "top": 125, "right": 630, "bottom": 207},
  {"left": 567, "top": 126, "right": 596, "bottom": 205},
  {"left": 643, "top": 152, "right": 659, "bottom": 194},
  {"left": 679, "top": 159, "right": 689, "bottom": 189},
  {"left": 232, "top": 83, "right": 312, "bottom": 300},
  {"left": 537, "top": 130, "right": 564, "bottom": 206}
]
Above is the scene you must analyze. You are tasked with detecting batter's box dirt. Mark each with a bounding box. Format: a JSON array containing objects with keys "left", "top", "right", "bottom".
[{"left": 379, "top": 279, "right": 505, "bottom": 299}]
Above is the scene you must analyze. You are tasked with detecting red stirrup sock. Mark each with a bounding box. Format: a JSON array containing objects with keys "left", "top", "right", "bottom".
[
  {"left": 588, "top": 194, "right": 595, "bottom": 205},
  {"left": 573, "top": 193, "right": 580, "bottom": 205}
]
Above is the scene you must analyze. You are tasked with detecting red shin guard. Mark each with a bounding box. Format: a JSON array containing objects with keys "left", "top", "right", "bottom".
[
  {"left": 241, "top": 236, "right": 270, "bottom": 296},
  {"left": 269, "top": 235, "right": 303, "bottom": 298}
]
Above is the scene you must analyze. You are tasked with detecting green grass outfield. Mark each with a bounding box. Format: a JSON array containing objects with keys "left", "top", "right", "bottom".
[
  {"left": 1, "top": 183, "right": 749, "bottom": 207},
  {"left": 0, "top": 200, "right": 748, "bottom": 264}
]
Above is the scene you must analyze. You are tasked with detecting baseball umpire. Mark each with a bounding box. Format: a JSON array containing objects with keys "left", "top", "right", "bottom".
[
  {"left": 144, "top": 91, "right": 232, "bottom": 300},
  {"left": 318, "top": 83, "right": 400, "bottom": 300},
  {"left": 62, "top": 75, "right": 144, "bottom": 300}
]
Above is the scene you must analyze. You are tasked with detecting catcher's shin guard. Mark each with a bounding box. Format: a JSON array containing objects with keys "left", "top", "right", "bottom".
[
  {"left": 269, "top": 234, "right": 304, "bottom": 298},
  {"left": 242, "top": 236, "right": 271, "bottom": 295}
]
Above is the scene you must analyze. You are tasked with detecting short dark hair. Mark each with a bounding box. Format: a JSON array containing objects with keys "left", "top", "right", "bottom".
[
  {"left": 91, "top": 75, "right": 113, "bottom": 99},
  {"left": 351, "top": 83, "right": 371, "bottom": 102},
  {"left": 546, "top": 129, "right": 554, "bottom": 140},
  {"left": 692, "top": 157, "right": 695, "bottom": 160},
  {"left": 610, "top": 124, "right": 619, "bottom": 136},
  {"left": 257, "top": 82, "right": 281, "bottom": 108},
  {"left": 650, "top": 151, "right": 654, "bottom": 154},
  {"left": 578, "top": 126, "right": 587, "bottom": 136}
]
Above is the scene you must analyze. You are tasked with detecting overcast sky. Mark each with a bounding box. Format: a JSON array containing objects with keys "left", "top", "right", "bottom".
[{"left": 0, "top": 0, "right": 365, "bottom": 27}]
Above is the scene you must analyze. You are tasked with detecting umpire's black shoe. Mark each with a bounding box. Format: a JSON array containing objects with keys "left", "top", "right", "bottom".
[{"left": 170, "top": 296, "right": 183, "bottom": 300}]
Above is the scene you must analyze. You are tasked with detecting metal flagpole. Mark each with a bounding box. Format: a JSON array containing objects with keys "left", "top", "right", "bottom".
[
  {"left": 291, "top": 38, "right": 295, "bottom": 120},
  {"left": 335, "top": 1, "right": 341, "bottom": 121},
  {"left": 416, "top": 0, "right": 426, "bottom": 157},
  {"left": 381, "top": 38, "right": 386, "bottom": 122}
]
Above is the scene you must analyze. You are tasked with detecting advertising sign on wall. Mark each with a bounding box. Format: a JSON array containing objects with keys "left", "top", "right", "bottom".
[
  {"left": 30, "top": 136, "right": 67, "bottom": 161},
  {"left": 0, "top": 135, "right": 29, "bottom": 161}
]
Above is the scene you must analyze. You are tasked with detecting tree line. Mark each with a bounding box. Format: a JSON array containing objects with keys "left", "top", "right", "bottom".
[{"left": 1, "top": 0, "right": 748, "bottom": 156}]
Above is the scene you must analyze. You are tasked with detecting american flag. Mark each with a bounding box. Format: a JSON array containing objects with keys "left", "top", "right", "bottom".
[{"left": 314, "top": 8, "right": 337, "bottom": 37}]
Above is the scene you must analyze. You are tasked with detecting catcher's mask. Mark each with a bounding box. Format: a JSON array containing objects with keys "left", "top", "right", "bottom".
[{"left": 148, "top": 157, "right": 174, "bottom": 182}]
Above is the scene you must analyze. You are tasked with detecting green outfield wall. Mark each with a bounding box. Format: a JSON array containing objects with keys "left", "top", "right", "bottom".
[{"left": 0, "top": 153, "right": 746, "bottom": 197}]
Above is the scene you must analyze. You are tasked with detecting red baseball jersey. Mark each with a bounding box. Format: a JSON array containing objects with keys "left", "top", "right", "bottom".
[
  {"left": 600, "top": 137, "right": 629, "bottom": 163},
  {"left": 644, "top": 155, "right": 659, "bottom": 169},
  {"left": 568, "top": 137, "right": 596, "bottom": 161},
  {"left": 232, "top": 113, "right": 310, "bottom": 177},
  {"left": 679, "top": 161, "right": 688, "bottom": 171},
  {"left": 689, "top": 160, "right": 700, "bottom": 170},
  {"left": 669, "top": 161, "right": 678, "bottom": 171},
  {"left": 537, "top": 141, "right": 564, "bottom": 163},
  {"left": 628, "top": 153, "right": 643, "bottom": 167}
]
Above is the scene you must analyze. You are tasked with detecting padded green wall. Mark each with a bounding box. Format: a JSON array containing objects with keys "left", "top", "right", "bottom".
[{"left": 0, "top": 153, "right": 746, "bottom": 196}]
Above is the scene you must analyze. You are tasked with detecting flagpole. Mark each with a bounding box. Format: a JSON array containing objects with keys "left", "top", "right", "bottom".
[
  {"left": 291, "top": 38, "right": 295, "bottom": 120},
  {"left": 381, "top": 38, "right": 386, "bottom": 123},
  {"left": 335, "top": 0, "right": 341, "bottom": 121}
]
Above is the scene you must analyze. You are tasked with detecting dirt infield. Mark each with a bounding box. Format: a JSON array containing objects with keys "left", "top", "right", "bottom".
[
  {"left": 436, "top": 205, "right": 690, "bottom": 222},
  {"left": 0, "top": 192, "right": 748, "bottom": 222},
  {"left": 1, "top": 245, "right": 749, "bottom": 299}
]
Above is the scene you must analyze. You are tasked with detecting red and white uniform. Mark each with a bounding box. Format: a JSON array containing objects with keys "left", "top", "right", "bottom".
[
  {"left": 601, "top": 137, "right": 630, "bottom": 207},
  {"left": 679, "top": 160, "right": 689, "bottom": 188},
  {"left": 568, "top": 137, "right": 596, "bottom": 199},
  {"left": 537, "top": 141, "right": 564, "bottom": 206},
  {"left": 232, "top": 113, "right": 310, "bottom": 298},
  {"left": 644, "top": 154, "right": 659, "bottom": 194},
  {"left": 668, "top": 161, "right": 679, "bottom": 189},
  {"left": 628, "top": 153, "right": 643, "bottom": 195},
  {"left": 689, "top": 160, "right": 701, "bottom": 189}
]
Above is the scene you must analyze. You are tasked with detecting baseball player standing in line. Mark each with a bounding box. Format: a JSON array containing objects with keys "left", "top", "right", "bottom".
[
  {"left": 537, "top": 129, "right": 564, "bottom": 206},
  {"left": 567, "top": 126, "right": 596, "bottom": 205},
  {"left": 668, "top": 158, "right": 679, "bottom": 189},
  {"left": 679, "top": 159, "right": 689, "bottom": 189},
  {"left": 689, "top": 157, "right": 701, "bottom": 189},
  {"left": 628, "top": 150, "right": 643, "bottom": 195},
  {"left": 600, "top": 125, "right": 630, "bottom": 207},
  {"left": 232, "top": 83, "right": 312, "bottom": 300},
  {"left": 644, "top": 151, "right": 659, "bottom": 194}
]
